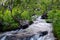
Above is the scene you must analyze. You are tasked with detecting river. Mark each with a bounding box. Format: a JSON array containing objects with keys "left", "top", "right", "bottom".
[{"left": 0, "top": 15, "right": 55, "bottom": 40}]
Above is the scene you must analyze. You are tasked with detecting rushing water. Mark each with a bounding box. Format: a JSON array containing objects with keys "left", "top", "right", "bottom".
[{"left": 0, "top": 16, "right": 55, "bottom": 40}]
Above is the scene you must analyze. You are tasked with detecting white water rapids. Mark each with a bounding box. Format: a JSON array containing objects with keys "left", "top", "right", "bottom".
[{"left": 0, "top": 16, "right": 55, "bottom": 40}]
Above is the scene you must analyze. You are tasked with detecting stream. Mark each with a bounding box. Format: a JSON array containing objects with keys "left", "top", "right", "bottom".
[{"left": 0, "top": 16, "right": 55, "bottom": 40}]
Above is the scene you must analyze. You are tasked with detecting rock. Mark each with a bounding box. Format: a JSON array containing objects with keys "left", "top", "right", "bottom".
[
  {"left": 46, "top": 20, "right": 52, "bottom": 23},
  {"left": 0, "top": 21, "right": 3, "bottom": 32},
  {"left": 20, "top": 21, "right": 33, "bottom": 29},
  {"left": 20, "top": 20, "right": 33, "bottom": 29},
  {"left": 29, "top": 21, "right": 33, "bottom": 25},
  {"left": 41, "top": 13, "right": 48, "bottom": 19},
  {"left": 20, "top": 24, "right": 29, "bottom": 29},
  {"left": 39, "top": 31, "right": 48, "bottom": 36}
]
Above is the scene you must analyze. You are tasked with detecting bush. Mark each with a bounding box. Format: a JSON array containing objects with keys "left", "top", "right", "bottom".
[
  {"left": 48, "top": 9, "right": 60, "bottom": 40},
  {"left": 0, "top": 9, "right": 19, "bottom": 31},
  {"left": 21, "top": 10, "right": 31, "bottom": 20}
]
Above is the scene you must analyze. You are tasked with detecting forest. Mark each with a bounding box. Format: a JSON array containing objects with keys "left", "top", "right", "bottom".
[{"left": 0, "top": 0, "right": 60, "bottom": 40}]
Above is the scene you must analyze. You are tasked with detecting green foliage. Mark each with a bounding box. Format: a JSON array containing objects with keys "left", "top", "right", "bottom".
[
  {"left": 0, "top": 11, "right": 3, "bottom": 19},
  {"left": 0, "top": 9, "right": 19, "bottom": 31},
  {"left": 21, "top": 10, "right": 30, "bottom": 20},
  {"left": 48, "top": 10, "right": 60, "bottom": 40},
  {"left": 53, "top": 10, "right": 60, "bottom": 40}
]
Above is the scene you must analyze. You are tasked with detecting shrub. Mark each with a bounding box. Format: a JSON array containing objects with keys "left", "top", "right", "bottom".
[
  {"left": 0, "top": 9, "right": 19, "bottom": 31},
  {"left": 48, "top": 9, "right": 60, "bottom": 40}
]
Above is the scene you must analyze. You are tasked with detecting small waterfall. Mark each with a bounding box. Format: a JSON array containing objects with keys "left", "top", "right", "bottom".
[
  {"left": 0, "top": 16, "right": 55, "bottom": 40},
  {"left": 1, "top": 36, "right": 6, "bottom": 40}
]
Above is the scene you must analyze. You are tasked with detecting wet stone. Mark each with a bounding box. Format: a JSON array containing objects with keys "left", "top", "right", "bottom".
[{"left": 39, "top": 31, "right": 48, "bottom": 36}]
